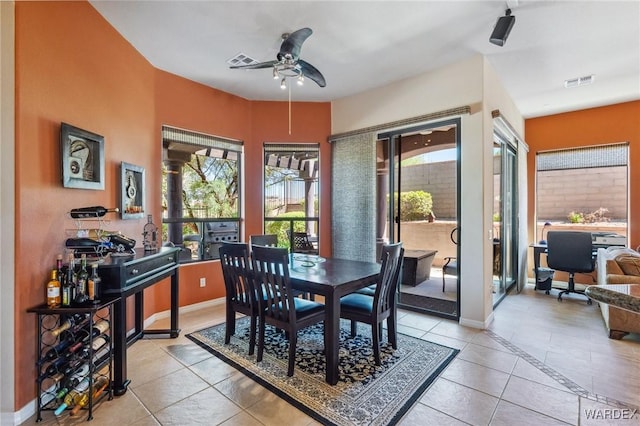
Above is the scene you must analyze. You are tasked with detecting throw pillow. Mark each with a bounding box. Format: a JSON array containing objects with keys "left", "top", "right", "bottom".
[{"left": 615, "top": 254, "right": 640, "bottom": 276}]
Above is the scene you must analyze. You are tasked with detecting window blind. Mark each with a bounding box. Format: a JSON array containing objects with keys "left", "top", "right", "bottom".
[{"left": 537, "top": 143, "right": 628, "bottom": 171}]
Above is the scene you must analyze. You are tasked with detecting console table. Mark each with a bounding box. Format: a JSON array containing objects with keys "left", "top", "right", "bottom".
[
  {"left": 402, "top": 249, "right": 437, "bottom": 286},
  {"left": 98, "top": 247, "right": 180, "bottom": 395}
]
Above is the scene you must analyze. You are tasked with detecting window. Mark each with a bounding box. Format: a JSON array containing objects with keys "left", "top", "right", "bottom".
[
  {"left": 263, "top": 143, "right": 319, "bottom": 252},
  {"left": 536, "top": 143, "right": 628, "bottom": 243},
  {"left": 162, "top": 126, "right": 243, "bottom": 262}
]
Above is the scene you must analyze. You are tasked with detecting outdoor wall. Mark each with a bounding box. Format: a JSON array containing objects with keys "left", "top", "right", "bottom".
[
  {"left": 399, "top": 160, "right": 457, "bottom": 219},
  {"left": 537, "top": 166, "right": 627, "bottom": 221}
]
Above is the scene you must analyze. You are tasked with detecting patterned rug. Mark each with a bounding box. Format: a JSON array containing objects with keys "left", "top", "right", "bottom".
[{"left": 187, "top": 316, "right": 458, "bottom": 426}]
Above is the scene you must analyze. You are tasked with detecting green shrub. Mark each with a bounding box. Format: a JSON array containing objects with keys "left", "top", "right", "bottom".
[
  {"left": 567, "top": 211, "right": 585, "bottom": 223},
  {"left": 394, "top": 191, "right": 433, "bottom": 221}
]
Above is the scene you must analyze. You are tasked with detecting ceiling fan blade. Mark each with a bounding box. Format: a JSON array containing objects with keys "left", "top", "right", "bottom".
[
  {"left": 278, "top": 28, "right": 312, "bottom": 62},
  {"left": 298, "top": 59, "right": 326, "bottom": 87},
  {"left": 230, "top": 60, "right": 278, "bottom": 70}
]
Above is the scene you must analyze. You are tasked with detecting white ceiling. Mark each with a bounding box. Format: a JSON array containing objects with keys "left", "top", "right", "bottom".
[{"left": 90, "top": 0, "right": 640, "bottom": 118}]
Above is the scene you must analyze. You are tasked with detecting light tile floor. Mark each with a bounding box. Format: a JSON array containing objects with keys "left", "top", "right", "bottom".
[{"left": 28, "top": 284, "right": 640, "bottom": 425}]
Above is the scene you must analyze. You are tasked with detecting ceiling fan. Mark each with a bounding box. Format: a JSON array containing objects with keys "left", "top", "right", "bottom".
[{"left": 230, "top": 27, "right": 326, "bottom": 88}]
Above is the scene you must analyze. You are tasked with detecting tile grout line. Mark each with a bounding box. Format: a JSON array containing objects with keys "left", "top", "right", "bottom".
[{"left": 484, "top": 329, "right": 639, "bottom": 411}]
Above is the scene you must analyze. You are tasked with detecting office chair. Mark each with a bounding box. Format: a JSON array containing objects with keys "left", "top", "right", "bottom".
[{"left": 546, "top": 231, "right": 594, "bottom": 304}]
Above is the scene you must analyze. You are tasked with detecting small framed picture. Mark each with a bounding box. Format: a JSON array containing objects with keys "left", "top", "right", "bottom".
[
  {"left": 120, "top": 162, "right": 145, "bottom": 219},
  {"left": 60, "top": 123, "right": 105, "bottom": 190}
]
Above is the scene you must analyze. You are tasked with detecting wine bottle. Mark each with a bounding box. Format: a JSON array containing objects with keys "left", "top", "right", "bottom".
[
  {"left": 142, "top": 214, "right": 159, "bottom": 252},
  {"left": 51, "top": 313, "right": 87, "bottom": 337},
  {"left": 74, "top": 254, "right": 88, "bottom": 304},
  {"left": 53, "top": 377, "right": 90, "bottom": 416},
  {"left": 46, "top": 269, "right": 61, "bottom": 308},
  {"left": 39, "top": 334, "right": 75, "bottom": 364},
  {"left": 69, "top": 376, "right": 109, "bottom": 416},
  {"left": 76, "top": 319, "right": 109, "bottom": 344},
  {"left": 38, "top": 356, "right": 82, "bottom": 382},
  {"left": 55, "top": 363, "right": 91, "bottom": 399},
  {"left": 87, "top": 263, "right": 101, "bottom": 302},
  {"left": 69, "top": 206, "right": 119, "bottom": 219}
]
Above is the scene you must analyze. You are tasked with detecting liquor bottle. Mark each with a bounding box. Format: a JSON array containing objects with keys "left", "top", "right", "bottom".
[
  {"left": 69, "top": 206, "right": 119, "bottom": 219},
  {"left": 51, "top": 313, "right": 87, "bottom": 337},
  {"left": 87, "top": 263, "right": 101, "bottom": 303},
  {"left": 74, "top": 254, "right": 88, "bottom": 304},
  {"left": 78, "top": 335, "right": 109, "bottom": 360},
  {"left": 46, "top": 269, "right": 61, "bottom": 308},
  {"left": 69, "top": 376, "right": 109, "bottom": 416},
  {"left": 53, "top": 377, "right": 91, "bottom": 416},
  {"left": 142, "top": 214, "right": 159, "bottom": 252}
]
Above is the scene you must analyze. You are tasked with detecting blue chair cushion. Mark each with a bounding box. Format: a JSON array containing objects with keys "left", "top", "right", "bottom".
[
  {"left": 356, "top": 285, "right": 376, "bottom": 297},
  {"left": 340, "top": 293, "right": 374, "bottom": 314},
  {"left": 272, "top": 298, "right": 324, "bottom": 318}
]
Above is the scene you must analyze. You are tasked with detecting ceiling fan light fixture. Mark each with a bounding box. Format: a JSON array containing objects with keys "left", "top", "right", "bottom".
[
  {"left": 297, "top": 74, "right": 304, "bottom": 86},
  {"left": 489, "top": 8, "right": 516, "bottom": 46},
  {"left": 280, "top": 78, "right": 287, "bottom": 90},
  {"left": 273, "top": 67, "right": 279, "bottom": 79}
]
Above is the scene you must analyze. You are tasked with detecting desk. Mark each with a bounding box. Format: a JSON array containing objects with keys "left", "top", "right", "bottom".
[
  {"left": 98, "top": 247, "right": 180, "bottom": 395},
  {"left": 288, "top": 255, "right": 381, "bottom": 385},
  {"left": 585, "top": 284, "right": 640, "bottom": 313}
]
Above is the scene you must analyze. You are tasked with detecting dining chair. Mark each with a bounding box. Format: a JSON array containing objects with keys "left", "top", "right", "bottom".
[
  {"left": 251, "top": 245, "right": 325, "bottom": 376},
  {"left": 339, "top": 242, "right": 404, "bottom": 365},
  {"left": 218, "top": 242, "right": 259, "bottom": 355},
  {"left": 250, "top": 234, "right": 278, "bottom": 247}
]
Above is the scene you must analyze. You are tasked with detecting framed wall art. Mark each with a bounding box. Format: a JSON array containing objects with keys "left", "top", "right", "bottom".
[
  {"left": 120, "top": 162, "right": 145, "bottom": 219},
  {"left": 60, "top": 123, "right": 105, "bottom": 190}
]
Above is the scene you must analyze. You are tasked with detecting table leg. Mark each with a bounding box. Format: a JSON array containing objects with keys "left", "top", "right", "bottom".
[
  {"left": 325, "top": 293, "right": 340, "bottom": 385},
  {"left": 112, "top": 296, "right": 130, "bottom": 396}
]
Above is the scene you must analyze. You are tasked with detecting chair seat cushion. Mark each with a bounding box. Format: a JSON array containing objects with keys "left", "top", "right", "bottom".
[
  {"left": 355, "top": 285, "right": 376, "bottom": 297},
  {"left": 443, "top": 260, "right": 457, "bottom": 272},
  {"left": 340, "top": 293, "right": 374, "bottom": 314},
  {"left": 292, "top": 298, "right": 325, "bottom": 317}
]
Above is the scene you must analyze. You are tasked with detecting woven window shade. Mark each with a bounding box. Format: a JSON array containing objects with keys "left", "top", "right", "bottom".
[
  {"left": 537, "top": 143, "right": 628, "bottom": 171},
  {"left": 331, "top": 133, "right": 377, "bottom": 262},
  {"left": 162, "top": 126, "right": 242, "bottom": 153}
]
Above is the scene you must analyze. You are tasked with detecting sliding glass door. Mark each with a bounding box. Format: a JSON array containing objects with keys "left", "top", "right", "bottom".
[
  {"left": 377, "top": 119, "right": 461, "bottom": 319},
  {"left": 493, "top": 132, "right": 518, "bottom": 305}
]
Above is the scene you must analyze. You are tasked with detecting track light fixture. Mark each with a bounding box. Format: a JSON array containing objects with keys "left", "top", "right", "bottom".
[{"left": 489, "top": 8, "right": 516, "bottom": 46}]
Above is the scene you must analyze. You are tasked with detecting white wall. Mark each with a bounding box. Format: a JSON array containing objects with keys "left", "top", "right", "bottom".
[
  {"left": 0, "top": 1, "right": 16, "bottom": 423},
  {"left": 331, "top": 54, "right": 525, "bottom": 327}
]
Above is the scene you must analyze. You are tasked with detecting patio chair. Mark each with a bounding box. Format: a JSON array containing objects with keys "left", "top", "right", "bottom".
[
  {"left": 251, "top": 245, "right": 326, "bottom": 376},
  {"left": 250, "top": 234, "right": 278, "bottom": 247},
  {"left": 442, "top": 227, "right": 459, "bottom": 291},
  {"left": 339, "top": 242, "right": 404, "bottom": 365}
]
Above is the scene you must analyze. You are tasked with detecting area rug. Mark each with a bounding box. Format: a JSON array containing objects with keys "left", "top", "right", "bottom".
[{"left": 187, "top": 317, "right": 458, "bottom": 426}]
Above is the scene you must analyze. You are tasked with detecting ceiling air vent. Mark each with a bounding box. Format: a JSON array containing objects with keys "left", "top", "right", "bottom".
[
  {"left": 564, "top": 75, "right": 594, "bottom": 88},
  {"left": 226, "top": 53, "right": 258, "bottom": 67}
]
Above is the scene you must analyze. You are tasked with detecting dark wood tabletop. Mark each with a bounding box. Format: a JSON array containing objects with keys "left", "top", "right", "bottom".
[{"left": 288, "top": 255, "right": 381, "bottom": 385}]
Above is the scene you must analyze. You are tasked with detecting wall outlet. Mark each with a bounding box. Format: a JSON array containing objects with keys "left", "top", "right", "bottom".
[{"left": 199, "top": 277, "right": 206, "bottom": 287}]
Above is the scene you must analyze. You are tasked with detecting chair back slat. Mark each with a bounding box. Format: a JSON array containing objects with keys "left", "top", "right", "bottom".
[
  {"left": 219, "top": 242, "right": 254, "bottom": 309},
  {"left": 374, "top": 243, "right": 404, "bottom": 314},
  {"left": 252, "top": 245, "right": 295, "bottom": 324}
]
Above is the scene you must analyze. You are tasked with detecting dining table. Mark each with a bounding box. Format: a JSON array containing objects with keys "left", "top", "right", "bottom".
[{"left": 287, "top": 254, "right": 382, "bottom": 385}]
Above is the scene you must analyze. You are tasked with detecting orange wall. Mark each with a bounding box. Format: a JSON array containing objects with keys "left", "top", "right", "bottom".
[
  {"left": 14, "top": 1, "right": 330, "bottom": 410},
  {"left": 525, "top": 101, "right": 640, "bottom": 248}
]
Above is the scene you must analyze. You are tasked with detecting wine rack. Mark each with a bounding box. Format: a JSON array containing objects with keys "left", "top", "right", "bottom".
[{"left": 27, "top": 297, "right": 119, "bottom": 421}]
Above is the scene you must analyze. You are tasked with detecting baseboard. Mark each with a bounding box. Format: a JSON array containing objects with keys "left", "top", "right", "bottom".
[
  {"left": 459, "top": 311, "right": 495, "bottom": 329},
  {"left": 14, "top": 297, "right": 226, "bottom": 424}
]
